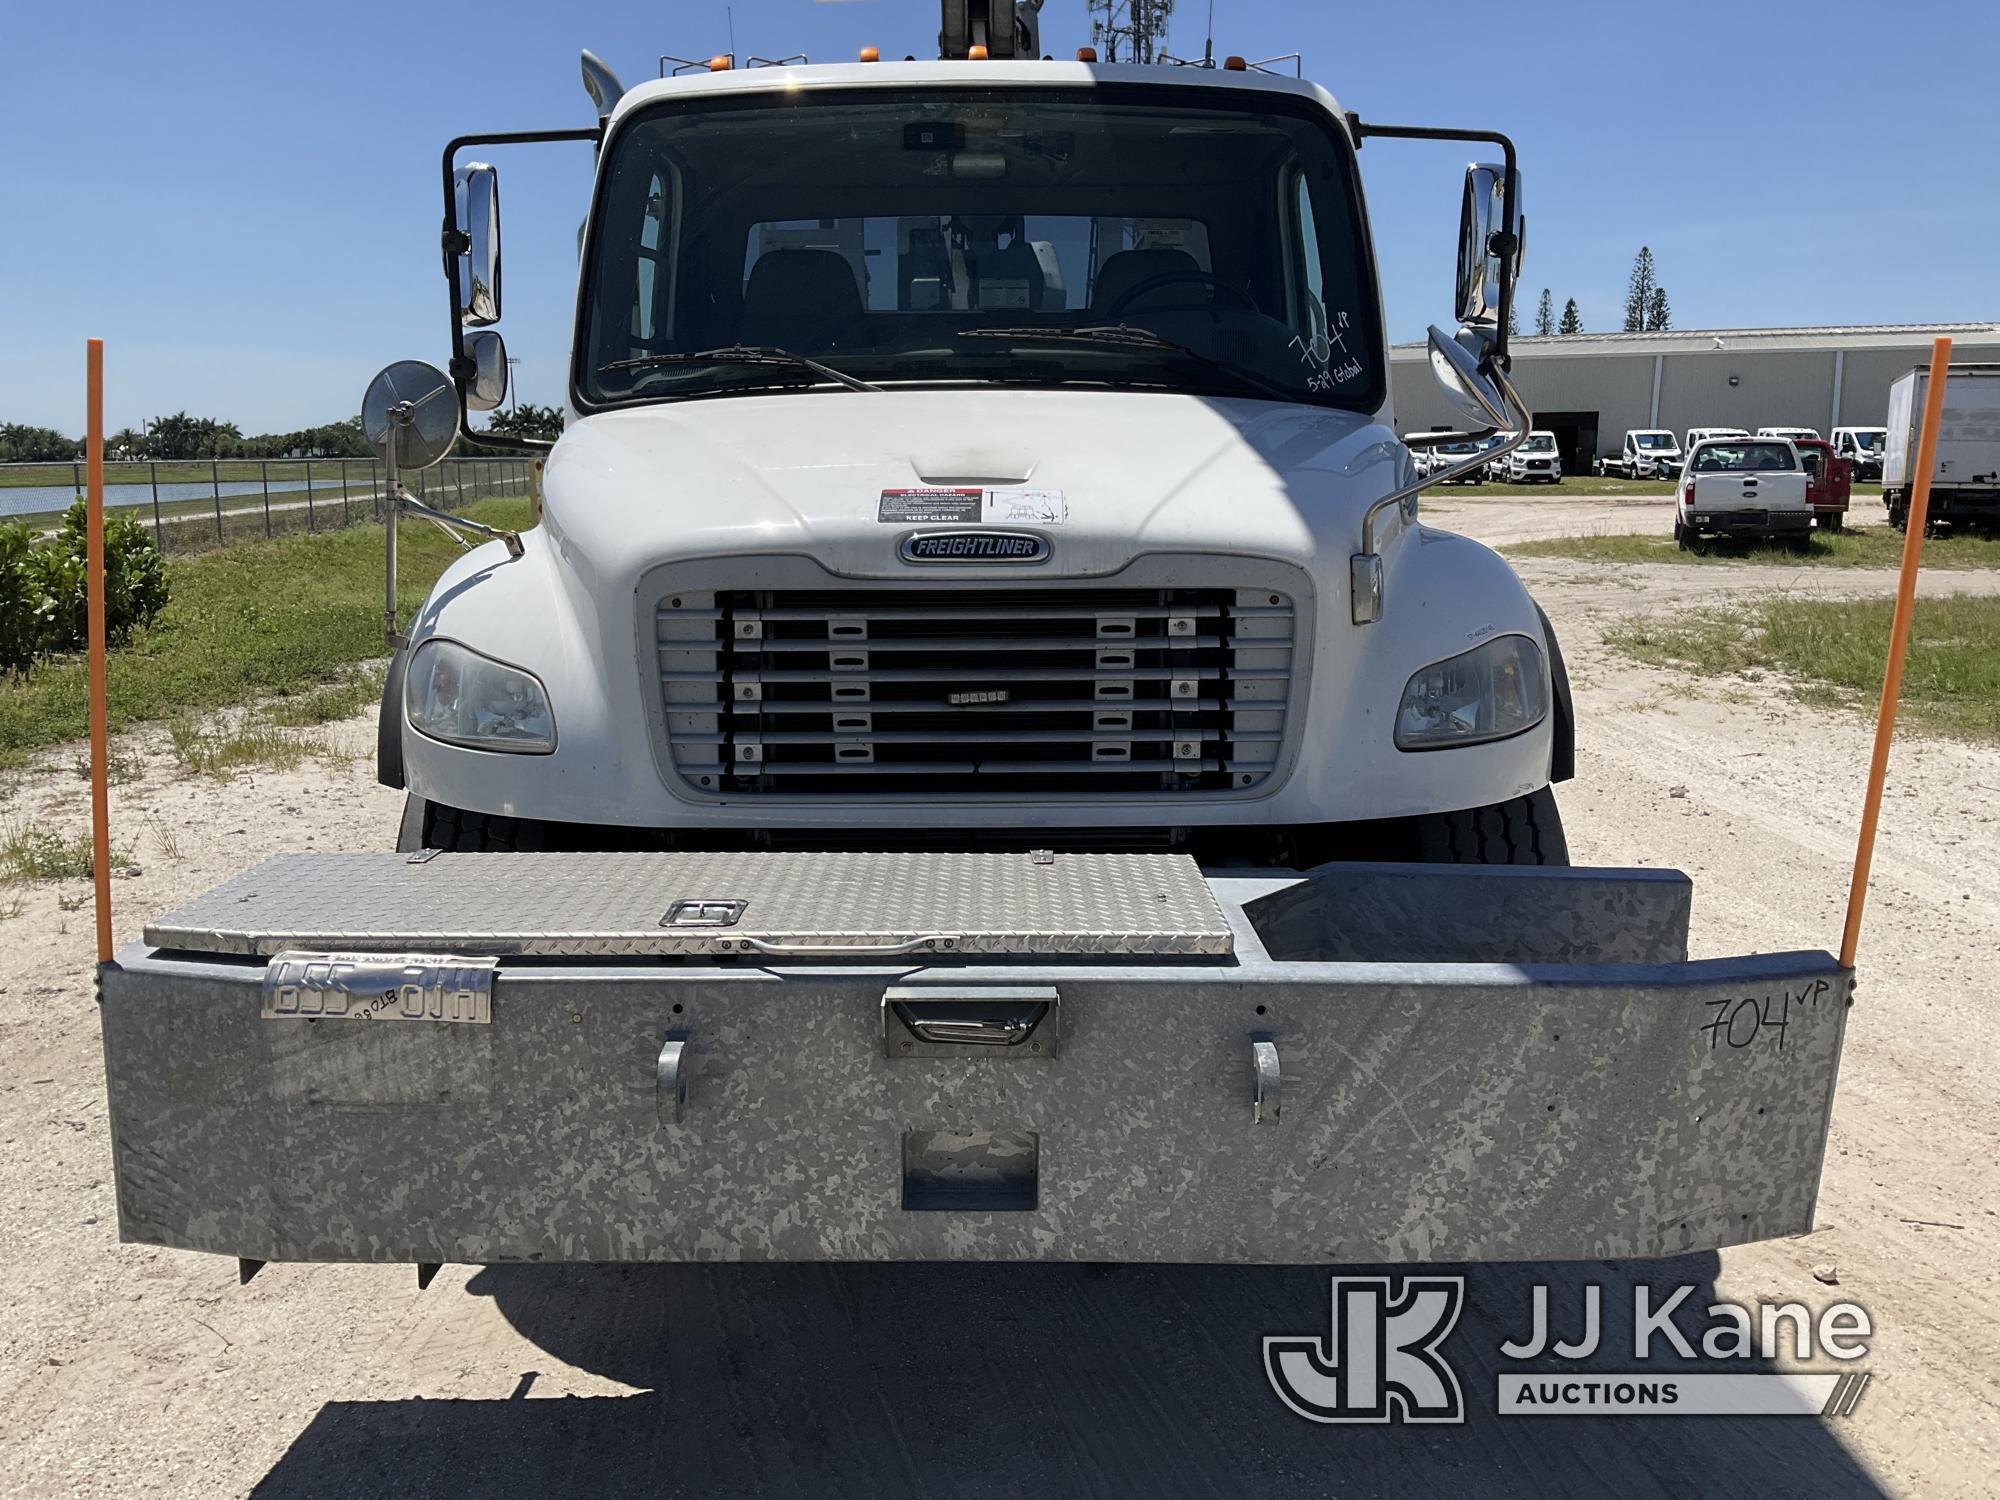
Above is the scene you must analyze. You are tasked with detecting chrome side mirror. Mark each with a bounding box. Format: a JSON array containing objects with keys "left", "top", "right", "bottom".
[
  {"left": 464, "top": 330, "right": 509, "bottom": 412},
  {"left": 1427, "top": 325, "right": 1508, "bottom": 429},
  {"left": 454, "top": 164, "right": 502, "bottom": 326},
  {"left": 1455, "top": 163, "right": 1523, "bottom": 328}
]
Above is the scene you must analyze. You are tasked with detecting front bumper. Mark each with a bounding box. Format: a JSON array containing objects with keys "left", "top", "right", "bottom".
[{"left": 99, "top": 854, "right": 1849, "bottom": 1266}]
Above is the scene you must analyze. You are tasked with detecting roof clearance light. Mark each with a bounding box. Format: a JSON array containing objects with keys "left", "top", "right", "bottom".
[
  {"left": 859, "top": 46, "right": 879, "bottom": 62},
  {"left": 1223, "top": 55, "right": 1248, "bottom": 71},
  {"left": 968, "top": 43, "right": 989, "bottom": 60},
  {"left": 1076, "top": 45, "right": 1098, "bottom": 61},
  {"left": 709, "top": 54, "right": 732, "bottom": 71}
]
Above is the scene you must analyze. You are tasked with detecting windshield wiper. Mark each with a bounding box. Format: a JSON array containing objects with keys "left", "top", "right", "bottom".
[
  {"left": 600, "top": 345, "right": 882, "bottom": 393},
  {"left": 959, "top": 324, "right": 1299, "bottom": 403}
]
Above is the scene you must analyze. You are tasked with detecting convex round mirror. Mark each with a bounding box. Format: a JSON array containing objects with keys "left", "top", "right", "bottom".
[
  {"left": 362, "top": 361, "right": 458, "bottom": 471},
  {"left": 1455, "top": 163, "right": 1524, "bottom": 328},
  {"left": 1425, "top": 326, "right": 1508, "bottom": 431}
]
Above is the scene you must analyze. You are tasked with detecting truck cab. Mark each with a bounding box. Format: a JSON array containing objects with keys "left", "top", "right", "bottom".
[
  {"left": 1685, "top": 425, "right": 1748, "bottom": 452},
  {"left": 1757, "top": 425, "right": 1821, "bottom": 442},
  {"left": 1832, "top": 424, "right": 1888, "bottom": 482},
  {"left": 385, "top": 52, "right": 1568, "bottom": 865}
]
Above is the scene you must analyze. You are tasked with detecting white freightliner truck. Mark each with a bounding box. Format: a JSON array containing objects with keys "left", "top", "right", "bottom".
[{"left": 99, "top": 6, "right": 1852, "bottom": 1278}]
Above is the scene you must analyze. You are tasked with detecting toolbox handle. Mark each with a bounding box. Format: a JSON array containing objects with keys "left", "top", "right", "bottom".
[
  {"left": 883, "top": 986, "right": 1059, "bottom": 1057},
  {"left": 731, "top": 934, "right": 957, "bottom": 957}
]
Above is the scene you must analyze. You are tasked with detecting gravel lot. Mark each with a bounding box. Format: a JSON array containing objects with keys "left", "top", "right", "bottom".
[{"left": 1, "top": 492, "right": 1993, "bottom": 1497}]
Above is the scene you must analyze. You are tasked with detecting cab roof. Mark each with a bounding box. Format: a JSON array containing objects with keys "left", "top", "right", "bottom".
[{"left": 607, "top": 59, "right": 1342, "bottom": 127}]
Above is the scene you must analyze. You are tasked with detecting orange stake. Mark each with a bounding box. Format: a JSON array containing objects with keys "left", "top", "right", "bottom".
[
  {"left": 1838, "top": 334, "right": 1951, "bottom": 969},
  {"left": 87, "top": 339, "right": 112, "bottom": 965}
]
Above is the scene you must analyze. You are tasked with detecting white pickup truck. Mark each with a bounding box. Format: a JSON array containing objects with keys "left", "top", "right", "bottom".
[
  {"left": 1676, "top": 436, "right": 1813, "bottom": 549},
  {"left": 1599, "top": 428, "right": 1682, "bottom": 480},
  {"left": 95, "top": 8, "right": 1856, "bottom": 1280}
]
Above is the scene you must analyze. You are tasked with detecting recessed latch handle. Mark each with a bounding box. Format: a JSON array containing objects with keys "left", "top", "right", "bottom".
[
  {"left": 657, "top": 1032, "right": 689, "bottom": 1125},
  {"left": 1251, "top": 1037, "right": 1281, "bottom": 1125}
]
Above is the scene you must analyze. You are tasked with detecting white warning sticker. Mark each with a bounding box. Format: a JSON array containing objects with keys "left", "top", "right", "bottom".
[{"left": 879, "top": 487, "right": 1066, "bottom": 525}]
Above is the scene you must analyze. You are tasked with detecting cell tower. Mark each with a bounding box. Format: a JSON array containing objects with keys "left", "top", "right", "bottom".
[{"left": 1089, "top": 0, "right": 1175, "bottom": 63}]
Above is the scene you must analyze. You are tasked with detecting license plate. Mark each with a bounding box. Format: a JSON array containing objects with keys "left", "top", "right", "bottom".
[{"left": 260, "top": 951, "right": 496, "bottom": 1024}]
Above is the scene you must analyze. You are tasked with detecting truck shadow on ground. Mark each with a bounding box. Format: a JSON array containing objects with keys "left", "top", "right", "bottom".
[{"left": 250, "top": 1253, "right": 1883, "bottom": 1499}]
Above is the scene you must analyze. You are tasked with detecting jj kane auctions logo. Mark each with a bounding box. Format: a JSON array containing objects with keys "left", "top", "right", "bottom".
[{"left": 1266, "top": 1276, "right": 1874, "bottom": 1423}]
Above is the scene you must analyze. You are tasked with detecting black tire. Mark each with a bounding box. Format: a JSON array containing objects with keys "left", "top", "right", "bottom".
[
  {"left": 397, "top": 795, "right": 546, "bottom": 853},
  {"left": 1674, "top": 519, "right": 1691, "bottom": 551},
  {"left": 1412, "top": 788, "right": 1569, "bottom": 866},
  {"left": 1816, "top": 513, "right": 1842, "bottom": 532}
]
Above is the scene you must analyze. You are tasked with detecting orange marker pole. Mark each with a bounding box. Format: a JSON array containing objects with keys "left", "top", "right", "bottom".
[
  {"left": 1838, "top": 334, "right": 1951, "bottom": 969},
  {"left": 86, "top": 339, "right": 113, "bottom": 965}
]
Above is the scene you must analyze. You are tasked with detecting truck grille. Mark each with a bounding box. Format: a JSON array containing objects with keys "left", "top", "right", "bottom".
[{"left": 656, "top": 586, "right": 1295, "bottom": 796}]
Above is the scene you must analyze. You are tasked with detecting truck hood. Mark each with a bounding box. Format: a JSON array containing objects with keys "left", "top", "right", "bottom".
[{"left": 540, "top": 389, "right": 1404, "bottom": 592}]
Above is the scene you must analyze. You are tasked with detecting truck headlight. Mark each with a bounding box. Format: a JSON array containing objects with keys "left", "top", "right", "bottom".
[
  {"left": 1394, "top": 634, "right": 1548, "bottom": 750},
  {"left": 406, "top": 639, "right": 556, "bottom": 753}
]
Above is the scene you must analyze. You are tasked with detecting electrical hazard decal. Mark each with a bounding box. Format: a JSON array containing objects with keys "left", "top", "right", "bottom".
[{"left": 878, "top": 487, "right": 1066, "bottom": 525}]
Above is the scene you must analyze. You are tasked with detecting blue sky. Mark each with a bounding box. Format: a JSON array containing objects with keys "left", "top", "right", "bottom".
[{"left": 4, "top": 0, "right": 1994, "bottom": 435}]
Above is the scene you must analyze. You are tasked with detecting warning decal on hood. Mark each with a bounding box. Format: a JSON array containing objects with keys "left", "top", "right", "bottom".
[{"left": 879, "top": 487, "right": 1066, "bottom": 525}]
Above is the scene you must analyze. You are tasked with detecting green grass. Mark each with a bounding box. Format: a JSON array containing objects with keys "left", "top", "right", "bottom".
[
  {"left": 262, "top": 667, "right": 385, "bottom": 727},
  {"left": 0, "top": 496, "right": 533, "bottom": 763},
  {"left": 1, "top": 824, "right": 131, "bottom": 880},
  {"left": 1604, "top": 594, "right": 2000, "bottom": 742},
  {"left": 168, "top": 720, "right": 343, "bottom": 778},
  {"left": 1504, "top": 526, "right": 2000, "bottom": 570}
]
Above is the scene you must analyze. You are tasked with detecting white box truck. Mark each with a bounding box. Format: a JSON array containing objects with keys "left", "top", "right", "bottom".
[
  {"left": 1883, "top": 364, "right": 2000, "bottom": 530},
  {"left": 96, "top": 3, "right": 1853, "bottom": 1279}
]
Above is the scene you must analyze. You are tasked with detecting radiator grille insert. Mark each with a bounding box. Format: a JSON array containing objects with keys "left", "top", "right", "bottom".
[{"left": 657, "top": 586, "right": 1295, "bottom": 796}]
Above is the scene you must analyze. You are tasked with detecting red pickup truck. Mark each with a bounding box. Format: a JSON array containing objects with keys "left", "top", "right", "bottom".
[{"left": 1794, "top": 438, "right": 1852, "bottom": 531}]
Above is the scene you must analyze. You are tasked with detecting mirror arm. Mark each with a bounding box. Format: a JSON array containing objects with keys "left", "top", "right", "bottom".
[
  {"left": 395, "top": 486, "right": 526, "bottom": 560},
  {"left": 1349, "top": 119, "right": 1520, "bottom": 364}
]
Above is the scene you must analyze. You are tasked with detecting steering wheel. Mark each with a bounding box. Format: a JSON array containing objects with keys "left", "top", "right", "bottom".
[{"left": 1104, "top": 270, "right": 1258, "bottom": 318}]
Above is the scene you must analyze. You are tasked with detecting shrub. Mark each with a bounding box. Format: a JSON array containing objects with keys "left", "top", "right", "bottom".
[
  {"left": 0, "top": 501, "right": 170, "bottom": 672},
  {"left": 0, "top": 523, "right": 37, "bottom": 673}
]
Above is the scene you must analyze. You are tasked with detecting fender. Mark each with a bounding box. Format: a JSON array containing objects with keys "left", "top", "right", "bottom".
[
  {"left": 1535, "top": 602, "right": 1575, "bottom": 783},
  {"left": 376, "top": 648, "right": 408, "bottom": 789}
]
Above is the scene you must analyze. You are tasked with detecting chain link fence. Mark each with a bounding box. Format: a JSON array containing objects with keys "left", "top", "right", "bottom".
[{"left": 0, "top": 456, "right": 537, "bottom": 557}]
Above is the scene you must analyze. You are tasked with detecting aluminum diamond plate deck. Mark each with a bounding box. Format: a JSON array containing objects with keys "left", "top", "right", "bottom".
[{"left": 142, "top": 850, "right": 1233, "bottom": 958}]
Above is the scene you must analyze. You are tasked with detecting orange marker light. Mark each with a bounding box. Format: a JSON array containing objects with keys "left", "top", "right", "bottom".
[
  {"left": 968, "top": 43, "right": 989, "bottom": 59},
  {"left": 1223, "top": 55, "right": 1248, "bottom": 70},
  {"left": 1076, "top": 45, "right": 1098, "bottom": 61},
  {"left": 709, "top": 54, "right": 732, "bottom": 71},
  {"left": 859, "top": 46, "right": 879, "bottom": 62}
]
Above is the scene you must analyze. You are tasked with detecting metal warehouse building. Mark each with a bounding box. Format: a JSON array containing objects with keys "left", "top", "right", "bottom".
[{"left": 1389, "top": 322, "right": 2000, "bottom": 476}]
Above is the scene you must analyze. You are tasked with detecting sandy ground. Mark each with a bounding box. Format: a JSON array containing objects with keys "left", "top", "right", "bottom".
[{"left": 0, "top": 496, "right": 1994, "bottom": 1497}]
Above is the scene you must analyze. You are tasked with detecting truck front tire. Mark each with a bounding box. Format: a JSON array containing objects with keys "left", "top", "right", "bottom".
[
  {"left": 1412, "top": 788, "right": 1569, "bottom": 866},
  {"left": 397, "top": 796, "right": 546, "bottom": 853}
]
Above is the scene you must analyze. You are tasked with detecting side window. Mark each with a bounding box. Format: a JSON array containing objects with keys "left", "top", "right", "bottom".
[{"left": 1291, "top": 172, "right": 1328, "bottom": 343}]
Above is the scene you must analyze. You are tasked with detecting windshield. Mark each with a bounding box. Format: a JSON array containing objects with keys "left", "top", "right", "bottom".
[
  {"left": 1694, "top": 442, "right": 1796, "bottom": 472},
  {"left": 1522, "top": 435, "right": 1556, "bottom": 453},
  {"left": 1635, "top": 432, "right": 1676, "bottom": 449},
  {"left": 578, "top": 85, "right": 1381, "bottom": 411},
  {"left": 1851, "top": 430, "right": 1886, "bottom": 451}
]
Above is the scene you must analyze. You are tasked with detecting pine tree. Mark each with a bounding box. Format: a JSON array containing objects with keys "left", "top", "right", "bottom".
[
  {"left": 1558, "top": 298, "right": 1583, "bottom": 336},
  {"left": 1645, "top": 285, "right": 1672, "bottom": 332},
  {"left": 1507, "top": 298, "right": 1519, "bottom": 337},
  {"left": 1623, "top": 246, "right": 1657, "bottom": 332},
  {"left": 1535, "top": 288, "right": 1554, "bottom": 336}
]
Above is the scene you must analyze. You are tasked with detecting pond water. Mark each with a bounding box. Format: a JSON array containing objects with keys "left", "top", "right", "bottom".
[{"left": 0, "top": 475, "right": 373, "bottom": 519}]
